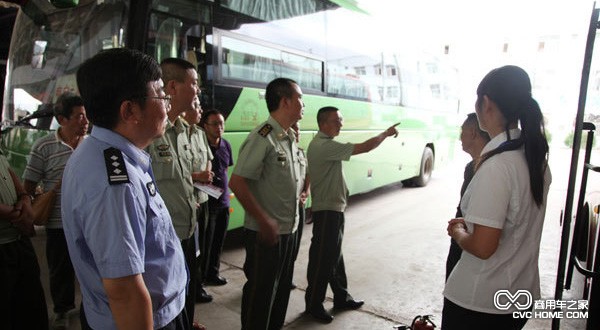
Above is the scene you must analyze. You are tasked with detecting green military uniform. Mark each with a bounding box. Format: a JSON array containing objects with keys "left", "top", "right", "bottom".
[
  {"left": 233, "top": 116, "right": 302, "bottom": 329},
  {"left": 0, "top": 152, "right": 48, "bottom": 329},
  {"left": 183, "top": 120, "right": 213, "bottom": 205},
  {"left": 149, "top": 117, "right": 196, "bottom": 239},
  {"left": 308, "top": 131, "right": 353, "bottom": 212},
  {"left": 234, "top": 116, "right": 303, "bottom": 233},
  {"left": 0, "top": 154, "right": 20, "bottom": 244},
  {"left": 291, "top": 146, "right": 308, "bottom": 284},
  {"left": 182, "top": 119, "right": 214, "bottom": 294},
  {"left": 305, "top": 130, "right": 356, "bottom": 311},
  {"left": 148, "top": 116, "right": 198, "bottom": 325}
]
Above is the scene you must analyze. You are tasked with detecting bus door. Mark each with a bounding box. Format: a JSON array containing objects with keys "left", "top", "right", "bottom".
[{"left": 554, "top": 5, "right": 600, "bottom": 330}]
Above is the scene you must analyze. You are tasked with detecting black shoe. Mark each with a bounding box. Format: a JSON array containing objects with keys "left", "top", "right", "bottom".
[
  {"left": 306, "top": 307, "right": 333, "bottom": 323},
  {"left": 333, "top": 299, "right": 364, "bottom": 310},
  {"left": 196, "top": 288, "right": 213, "bottom": 303},
  {"left": 205, "top": 275, "right": 227, "bottom": 286},
  {"left": 290, "top": 282, "right": 297, "bottom": 290}
]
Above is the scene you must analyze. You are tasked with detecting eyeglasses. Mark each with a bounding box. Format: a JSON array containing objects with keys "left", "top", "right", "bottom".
[
  {"left": 145, "top": 96, "right": 171, "bottom": 106},
  {"left": 206, "top": 121, "right": 224, "bottom": 127}
]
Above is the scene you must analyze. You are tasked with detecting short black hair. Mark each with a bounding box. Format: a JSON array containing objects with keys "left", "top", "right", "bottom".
[
  {"left": 54, "top": 92, "right": 84, "bottom": 120},
  {"left": 317, "top": 106, "right": 339, "bottom": 125},
  {"left": 160, "top": 58, "right": 196, "bottom": 84},
  {"left": 77, "top": 48, "right": 161, "bottom": 129},
  {"left": 199, "top": 109, "right": 223, "bottom": 128},
  {"left": 265, "top": 78, "right": 297, "bottom": 112},
  {"left": 464, "top": 112, "right": 489, "bottom": 142}
]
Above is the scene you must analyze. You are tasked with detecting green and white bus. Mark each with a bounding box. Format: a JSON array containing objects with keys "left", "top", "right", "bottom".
[{"left": 2, "top": 0, "right": 460, "bottom": 229}]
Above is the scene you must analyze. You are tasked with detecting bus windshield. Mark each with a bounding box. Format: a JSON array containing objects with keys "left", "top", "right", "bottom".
[{"left": 3, "top": 0, "right": 127, "bottom": 127}]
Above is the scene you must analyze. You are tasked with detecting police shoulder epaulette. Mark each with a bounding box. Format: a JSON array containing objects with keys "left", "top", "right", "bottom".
[
  {"left": 258, "top": 123, "right": 273, "bottom": 137},
  {"left": 104, "top": 147, "right": 130, "bottom": 185}
]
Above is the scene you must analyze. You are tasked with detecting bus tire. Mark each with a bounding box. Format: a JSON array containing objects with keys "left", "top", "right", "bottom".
[{"left": 413, "top": 147, "right": 434, "bottom": 187}]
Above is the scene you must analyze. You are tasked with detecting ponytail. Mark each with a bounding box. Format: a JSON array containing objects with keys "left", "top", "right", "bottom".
[
  {"left": 475, "top": 96, "right": 548, "bottom": 206},
  {"left": 520, "top": 98, "right": 549, "bottom": 206},
  {"left": 475, "top": 66, "right": 549, "bottom": 207}
]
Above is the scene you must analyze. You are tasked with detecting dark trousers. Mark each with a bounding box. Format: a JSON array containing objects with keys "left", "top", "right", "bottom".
[
  {"left": 290, "top": 206, "right": 305, "bottom": 287},
  {"left": 181, "top": 236, "right": 197, "bottom": 328},
  {"left": 241, "top": 229, "right": 297, "bottom": 330},
  {"left": 445, "top": 238, "right": 462, "bottom": 281},
  {"left": 195, "top": 202, "right": 208, "bottom": 289},
  {"left": 157, "top": 308, "right": 190, "bottom": 330},
  {"left": 305, "top": 210, "right": 352, "bottom": 310},
  {"left": 203, "top": 205, "right": 229, "bottom": 279},
  {"left": 46, "top": 228, "right": 76, "bottom": 313},
  {"left": 0, "top": 237, "right": 49, "bottom": 330},
  {"left": 291, "top": 206, "right": 305, "bottom": 264},
  {"left": 442, "top": 298, "right": 528, "bottom": 330}
]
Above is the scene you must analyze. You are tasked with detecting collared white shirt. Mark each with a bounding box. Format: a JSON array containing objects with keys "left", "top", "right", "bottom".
[{"left": 444, "top": 128, "right": 552, "bottom": 314}]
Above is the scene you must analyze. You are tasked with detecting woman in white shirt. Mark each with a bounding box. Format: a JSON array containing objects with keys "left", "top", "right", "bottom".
[{"left": 442, "top": 65, "right": 551, "bottom": 329}]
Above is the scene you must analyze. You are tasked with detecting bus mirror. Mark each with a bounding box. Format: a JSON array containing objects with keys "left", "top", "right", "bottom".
[
  {"left": 49, "top": 0, "right": 79, "bottom": 8},
  {"left": 31, "top": 40, "right": 47, "bottom": 69}
]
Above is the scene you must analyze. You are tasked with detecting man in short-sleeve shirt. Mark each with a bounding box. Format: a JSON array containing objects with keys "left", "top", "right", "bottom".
[
  {"left": 62, "top": 48, "right": 187, "bottom": 329},
  {"left": 181, "top": 95, "right": 217, "bottom": 302},
  {"left": 23, "top": 92, "right": 88, "bottom": 328},
  {"left": 199, "top": 110, "right": 234, "bottom": 286},
  {"left": 148, "top": 58, "right": 214, "bottom": 324},
  {"left": 229, "top": 78, "right": 304, "bottom": 330},
  {"left": 305, "top": 106, "right": 398, "bottom": 323}
]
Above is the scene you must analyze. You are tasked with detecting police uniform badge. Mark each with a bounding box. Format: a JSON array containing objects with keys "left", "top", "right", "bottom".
[
  {"left": 258, "top": 123, "right": 273, "bottom": 137},
  {"left": 146, "top": 182, "right": 157, "bottom": 196},
  {"left": 104, "top": 147, "right": 130, "bottom": 185}
]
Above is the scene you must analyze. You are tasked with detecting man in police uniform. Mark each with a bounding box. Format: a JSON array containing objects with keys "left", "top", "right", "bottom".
[
  {"left": 229, "top": 77, "right": 304, "bottom": 329},
  {"left": 148, "top": 58, "right": 214, "bottom": 328},
  {"left": 62, "top": 49, "right": 188, "bottom": 329},
  {"left": 305, "top": 106, "right": 398, "bottom": 323}
]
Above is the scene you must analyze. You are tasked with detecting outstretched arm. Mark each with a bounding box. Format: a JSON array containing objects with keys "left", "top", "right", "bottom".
[{"left": 353, "top": 123, "right": 399, "bottom": 155}]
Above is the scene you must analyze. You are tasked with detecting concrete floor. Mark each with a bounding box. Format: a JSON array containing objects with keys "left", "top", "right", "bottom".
[{"left": 33, "top": 145, "right": 592, "bottom": 329}]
